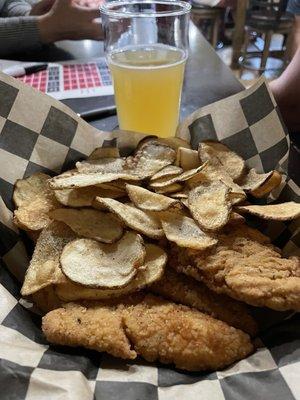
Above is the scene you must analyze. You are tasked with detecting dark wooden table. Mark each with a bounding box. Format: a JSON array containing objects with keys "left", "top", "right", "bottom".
[{"left": 9, "top": 23, "right": 243, "bottom": 131}]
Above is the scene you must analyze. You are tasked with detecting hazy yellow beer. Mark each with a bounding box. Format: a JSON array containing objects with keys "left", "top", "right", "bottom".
[
  {"left": 101, "top": 0, "right": 191, "bottom": 138},
  {"left": 109, "top": 45, "right": 186, "bottom": 138}
]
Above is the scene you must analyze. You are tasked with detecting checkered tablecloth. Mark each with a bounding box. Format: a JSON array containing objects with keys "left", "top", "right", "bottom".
[{"left": 0, "top": 72, "right": 299, "bottom": 400}]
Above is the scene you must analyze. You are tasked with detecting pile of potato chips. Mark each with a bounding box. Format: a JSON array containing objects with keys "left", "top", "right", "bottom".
[{"left": 13, "top": 136, "right": 300, "bottom": 304}]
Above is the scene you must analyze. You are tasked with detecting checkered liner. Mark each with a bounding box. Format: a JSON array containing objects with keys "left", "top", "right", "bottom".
[{"left": 0, "top": 72, "right": 299, "bottom": 400}]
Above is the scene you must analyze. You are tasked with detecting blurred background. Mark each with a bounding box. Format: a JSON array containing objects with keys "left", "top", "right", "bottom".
[{"left": 189, "top": 0, "right": 298, "bottom": 86}]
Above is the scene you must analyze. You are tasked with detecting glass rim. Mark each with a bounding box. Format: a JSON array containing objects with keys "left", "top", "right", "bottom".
[{"left": 100, "top": 0, "right": 191, "bottom": 19}]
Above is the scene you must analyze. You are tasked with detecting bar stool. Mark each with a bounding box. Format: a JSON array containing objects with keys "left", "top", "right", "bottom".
[
  {"left": 191, "top": 2, "right": 224, "bottom": 48},
  {"left": 239, "top": 0, "right": 294, "bottom": 74}
]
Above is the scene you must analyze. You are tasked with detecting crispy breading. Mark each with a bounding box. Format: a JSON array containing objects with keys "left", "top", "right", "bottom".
[
  {"left": 42, "top": 302, "right": 137, "bottom": 360},
  {"left": 123, "top": 294, "right": 253, "bottom": 371},
  {"left": 42, "top": 294, "right": 253, "bottom": 371},
  {"left": 150, "top": 268, "right": 257, "bottom": 336},
  {"left": 169, "top": 225, "right": 300, "bottom": 311}
]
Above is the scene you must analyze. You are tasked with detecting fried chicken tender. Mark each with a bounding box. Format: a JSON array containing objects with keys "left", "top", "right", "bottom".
[
  {"left": 42, "top": 302, "right": 137, "bottom": 360},
  {"left": 42, "top": 294, "right": 253, "bottom": 371},
  {"left": 169, "top": 225, "right": 300, "bottom": 311},
  {"left": 150, "top": 268, "right": 258, "bottom": 336},
  {"left": 123, "top": 294, "right": 253, "bottom": 371}
]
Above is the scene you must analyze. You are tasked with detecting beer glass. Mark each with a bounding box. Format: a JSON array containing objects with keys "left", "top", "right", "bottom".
[{"left": 100, "top": 0, "right": 191, "bottom": 137}]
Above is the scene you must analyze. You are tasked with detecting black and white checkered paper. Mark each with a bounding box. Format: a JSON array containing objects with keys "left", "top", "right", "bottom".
[{"left": 0, "top": 72, "right": 299, "bottom": 400}]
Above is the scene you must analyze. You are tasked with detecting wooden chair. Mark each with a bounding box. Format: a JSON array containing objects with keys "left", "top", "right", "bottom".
[
  {"left": 191, "top": 2, "right": 224, "bottom": 48},
  {"left": 239, "top": 0, "right": 294, "bottom": 74}
]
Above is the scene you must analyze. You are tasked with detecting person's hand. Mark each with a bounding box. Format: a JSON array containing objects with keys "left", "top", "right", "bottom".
[
  {"left": 74, "top": 0, "right": 103, "bottom": 8},
  {"left": 38, "top": 0, "right": 102, "bottom": 43},
  {"left": 30, "top": 0, "right": 56, "bottom": 16}
]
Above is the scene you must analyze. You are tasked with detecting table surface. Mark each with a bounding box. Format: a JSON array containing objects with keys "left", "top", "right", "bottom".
[{"left": 10, "top": 23, "right": 243, "bottom": 131}]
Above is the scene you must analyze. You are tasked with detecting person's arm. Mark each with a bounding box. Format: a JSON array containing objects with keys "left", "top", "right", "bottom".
[
  {"left": 0, "top": 17, "right": 43, "bottom": 56},
  {"left": 270, "top": 48, "right": 300, "bottom": 133},
  {"left": 1, "top": 0, "right": 32, "bottom": 16},
  {"left": 0, "top": 0, "right": 102, "bottom": 57}
]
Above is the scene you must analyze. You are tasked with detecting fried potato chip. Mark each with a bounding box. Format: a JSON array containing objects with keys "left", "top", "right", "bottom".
[
  {"left": 126, "top": 184, "right": 179, "bottom": 212},
  {"left": 93, "top": 197, "right": 164, "bottom": 239},
  {"left": 150, "top": 165, "right": 183, "bottom": 181},
  {"left": 21, "top": 222, "right": 76, "bottom": 296},
  {"left": 13, "top": 173, "right": 50, "bottom": 208},
  {"left": 150, "top": 164, "right": 207, "bottom": 189},
  {"left": 49, "top": 208, "right": 123, "bottom": 243},
  {"left": 236, "top": 202, "right": 300, "bottom": 221},
  {"left": 88, "top": 147, "right": 120, "bottom": 160},
  {"left": 251, "top": 171, "right": 282, "bottom": 198},
  {"left": 55, "top": 243, "right": 166, "bottom": 301},
  {"left": 198, "top": 141, "right": 245, "bottom": 181},
  {"left": 188, "top": 181, "right": 232, "bottom": 231},
  {"left": 49, "top": 170, "right": 141, "bottom": 190},
  {"left": 54, "top": 185, "right": 124, "bottom": 207},
  {"left": 171, "top": 193, "right": 188, "bottom": 200},
  {"left": 31, "top": 286, "right": 62, "bottom": 313},
  {"left": 60, "top": 232, "right": 145, "bottom": 289},
  {"left": 228, "top": 212, "right": 246, "bottom": 225},
  {"left": 158, "top": 136, "right": 191, "bottom": 150},
  {"left": 181, "top": 198, "right": 189, "bottom": 208},
  {"left": 13, "top": 173, "right": 59, "bottom": 231},
  {"left": 238, "top": 169, "right": 273, "bottom": 191},
  {"left": 176, "top": 147, "right": 200, "bottom": 171},
  {"left": 154, "top": 183, "right": 183, "bottom": 195},
  {"left": 187, "top": 161, "right": 246, "bottom": 205},
  {"left": 76, "top": 157, "right": 125, "bottom": 173},
  {"left": 126, "top": 140, "right": 176, "bottom": 178},
  {"left": 159, "top": 211, "right": 217, "bottom": 250}
]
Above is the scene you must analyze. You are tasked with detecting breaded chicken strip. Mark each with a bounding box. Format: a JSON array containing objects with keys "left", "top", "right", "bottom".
[
  {"left": 150, "top": 268, "right": 257, "bottom": 336},
  {"left": 123, "top": 294, "right": 253, "bottom": 371},
  {"left": 42, "top": 294, "right": 253, "bottom": 371},
  {"left": 169, "top": 225, "right": 300, "bottom": 311},
  {"left": 42, "top": 302, "right": 137, "bottom": 360}
]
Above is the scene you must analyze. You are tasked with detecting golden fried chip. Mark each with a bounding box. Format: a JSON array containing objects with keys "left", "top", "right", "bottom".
[
  {"left": 236, "top": 202, "right": 300, "bottom": 221},
  {"left": 60, "top": 232, "right": 145, "bottom": 289},
  {"left": 150, "top": 164, "right": 207, "bottom": 189},
  {"left": 187, "top": 161, "right": 246, "bottom": 205},
  {"left": 154, "top": 183, "right": 183, "bottom": 195},
  {"left": 199, "top": 141, "right": 245, "bottom": 181},
  {"left": 238, "top": 169, "right": 273, "bottom": 191},
  {"left": 54, "top": 185, "right": 124, "bottom": 207},
  {"left": 228, "top": 212, "right": 246, "bottom": 225},
  {"left": 13, "top": 173, "right": 50, "bottom": 208},
  {"left": 21, "top": 222, "right": 76, "bottom": 296},
  {"left": 181, "top": 198, "right": 189, "bottom": 208},
  {"left": 76, "top": 157, "right": 125, "bottom": 173},
  {"left": 88, "top": 147, "right": 120, "bottom": 160},
  {"left": 150, "top": 165, "right": 183, "bottom": 181},
  {"left": 158, "top": 136, "right": 191, "bottom": 150},
  {"left": 159, "top": 211, "right": 217, "bottom": 250},
  {"left": 56, "top": 243, "right": 167, "bottom": 301},
  {"left": 93, "top": 197, "right": 164, "bottom": 239},
  {"left": 251, "top": 171, "right": 282, "bottom": 198},
  {"left": 49, "top": 208, "right": 123, "bottom": 243},
  {"left": 176, "top": 147, "right": 200, "bottom": 171},
  {"left": 31, "top": 286, "right": 62, "bottom": 313},
  {"left": 49, "top": 170, "right": 141, "bottom": 190},
  {"left": 170, "top": 192, "right": 188, "bottom": 199},
  {"left": 126, "top": 139, "right": 176, "bottom": 178},
  {"left": 188, "top": 181, "right": 232, "bottom": 231},
  {"left": 13, "top": 173, "right": 59, "bottom": 231},
  {"left": 126, "top": 184, "right": 179, "bottom": 212}
]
